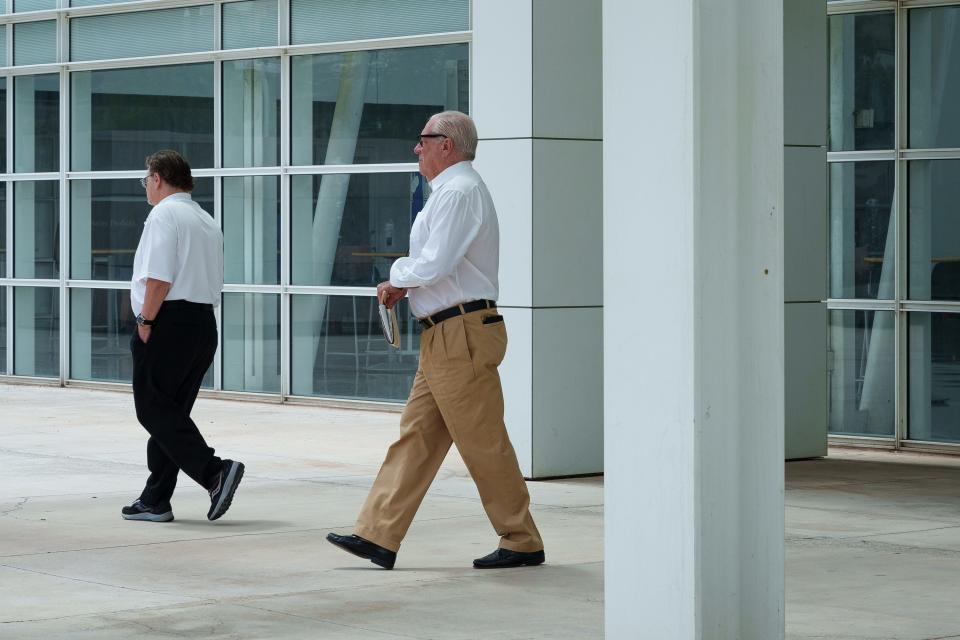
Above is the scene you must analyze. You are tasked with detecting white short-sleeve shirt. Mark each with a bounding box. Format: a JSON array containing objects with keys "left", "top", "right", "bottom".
[{"left": 130, "top": 192, "right": 223, "bottom": 316}]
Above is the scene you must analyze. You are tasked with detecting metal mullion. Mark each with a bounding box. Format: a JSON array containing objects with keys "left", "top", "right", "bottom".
[
  {"left": 213, "top": 0, "right": 222, "bottom": 52},
  {"left": 213, "top": 176, "right": 222, "bottom": 391},
  {"left": 900, "top": 148, "right": 960, "bottom": 160},
  {"left": 58, "top": 55, "right": 69, "bottom": 386},
  {"left": 283, "top": 31, "right": 471, "bottom": 58},
  {"left": 5, "top": 172, "right": 59, "bottom": 180},
  {"left": 286, "top": 163, "right": 419, "bottom": 175},
  {"left": 7, "top": 278, "right": 59, "bottom": 286},
  {"left": 278, "top": 0, "right": 289, "bottom": 47},
  {"left": 4, "top": 64, "right": 62, "bottom": 76},
  {"left": 827, "top": 0, "right": 898, "bottom": 15},
  {"left": 826, "top": 298, "right": 897, "bottom": 310},
  {"left": 827, "top": 150, "right": 897, "bottom": 163},
  {"left": 901, "top": 0, "right": 960, "bottom": 8},
  {"left": 64, "top": 51, "right": 218, "bottom": 72},
  {"left": 285, "top": 285, "right": 376, "bottom": 297},
  {"left": 279, "top": 48, "right": 290, "bottom": 399},
  {"left": 66, "top": 278, "right": 131, "bottom": 289},
  {"left": 200, "top": 166, "right": 283, "bottom": 177},
  {"left": 213, "top": 61, "right": 222, "bottom": 170},
  {"left": 894, "top": 2, "right": 908, "bottom": 448},
  {"left": 61, "top": 0, "right": 218, "bottom": 20},
  {"left": 222, "top": 283, "right": 281, "bottom": 294},
  {"left": 903, "top": 301, "right": 960, "bottom": 313},
  {"left": 5, "top": 284, "right": 11, "bottom": 374},
  {"left": 0, "top": 10, "right": 61, "bottom": 23}
]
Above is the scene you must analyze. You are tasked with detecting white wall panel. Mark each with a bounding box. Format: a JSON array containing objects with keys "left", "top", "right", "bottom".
[
  {"left": 471, "top": 0, "right": 532, "bottom": 139},
  {"left": 475, "top": 139, "right": 533, "bottom": 308},
  {"left": 500, "top": 306, "right": 533, "bottom": 477}
]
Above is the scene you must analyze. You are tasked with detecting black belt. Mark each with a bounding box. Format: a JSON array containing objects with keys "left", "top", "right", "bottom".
[
  {"left": 162, "top": 300, "right": 214, "bottom": 312},
  {"left": 419, "top": 299, "right": 496, "bottom": 329}
]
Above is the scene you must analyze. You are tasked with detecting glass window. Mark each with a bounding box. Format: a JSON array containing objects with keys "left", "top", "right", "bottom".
[
  {"left": 908, "top": 312, "right": 960, "bottom": 442},
  {"left": 829, "top": 12, "right": 895, "bottom": 151},
  {"left": 291, "top": 44, "right": 468, "bottom": 165},
  {"left": 0, "top": 289, "right": 6, "bottom": 374},
  {"left": 222, "top": 292, "right": 280, "bottom": 393},
  {"left": 14, "top": 286, "right": 58, "bottom": 377},
  {"left": 829, "top": 162, "right": 895, "bottom": 299},
  {"left": 222, "top": 0, "right": 277, "bottom": 50},
  {"left": 70, "top": 6, "right": 214, "bottom": 62},
  {"left": 0, "top": 26, "right": 7, "bottom": 67},
  {"left": 908, "top": 160, "right": 960, "bottom": 301},
  {"left": 291, "top": 172, "right": 423, "bottom": 286},
  {"left": 70, "top": 287, "right": 134, "bottom": 383},
  {"left": 223, "top": 176, "right": 279, "bottom": 285},
  {"left": 222, "top": 58, "right": 280, "bottom": 168},
  {"left": 14, "top": 181, "right": 59, "bottom": 279},
  {"left": 909, "top": 7, "right": 960, "bottom": 149},
  {"left": 72, "top": 64, "right": 214, "bottom": 171},
  {"left": 15, "top": 74, "right": 59, "bottom": 173},
  {"left": 0, "top": 184, "right": 7, "bottom": 277},
  {"left": 70, "top": 178, "right": 213, "bottom": 281},
  {"left": 15, "top": 0, "right": 55, "bottom": 11},
  {"left": 290, "top": 295, "right": 420, "bottom": 401},
  {"left": 828, "top": 309, "right": 895, "bottom": 437},
  {"left": 14, "top": 20, "right": 56, "bottom": 66},
  {"left": 291, "top": 0, "right": 468, "bottom": 45}
]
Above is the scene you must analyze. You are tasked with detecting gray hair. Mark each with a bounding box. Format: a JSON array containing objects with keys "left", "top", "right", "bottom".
[{"left": 430, "top": 111, "right": 478, "bottom": 160}]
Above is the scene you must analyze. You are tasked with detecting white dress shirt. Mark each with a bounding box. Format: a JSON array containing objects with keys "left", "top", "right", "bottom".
[
  {"left": 130, "top": 192, "right": 223, "bottom": 316},
  {"left": 390, "top": 161, "right": 500, "bottom": 318}
]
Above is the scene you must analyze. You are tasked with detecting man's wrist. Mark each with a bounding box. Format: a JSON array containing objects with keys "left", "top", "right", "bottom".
[{"left": 136, "top": 313, "right": 156, "bottom": 327}]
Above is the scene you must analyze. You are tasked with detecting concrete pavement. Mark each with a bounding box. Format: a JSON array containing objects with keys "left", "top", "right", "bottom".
[{"left": 5, "top": 384, "right": 960, "bottom": 638}]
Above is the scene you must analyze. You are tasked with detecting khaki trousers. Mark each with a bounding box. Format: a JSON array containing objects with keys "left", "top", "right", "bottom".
[{"left": 354, "top": 307, "right": 543, "bottom": 554}]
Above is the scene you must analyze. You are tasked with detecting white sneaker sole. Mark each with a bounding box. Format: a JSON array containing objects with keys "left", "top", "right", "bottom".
[{"left": 121, "top": 511, "right": 174, "bottom": 522}]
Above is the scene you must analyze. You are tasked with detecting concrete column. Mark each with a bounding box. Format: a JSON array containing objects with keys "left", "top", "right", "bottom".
[
  {"left": 604, "top": 1, "right": 784, "bottom": 637},
  {"left": 784, "top": 0, "right": 827, "bottom": 458},
  {"left": 472, "top": 0, "right": 603, "bottom": 478}
]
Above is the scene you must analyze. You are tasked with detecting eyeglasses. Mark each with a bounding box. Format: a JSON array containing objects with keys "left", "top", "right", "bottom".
[
  {"left": 139, "top": 174, "right": 153, "bottom": 189},
  {"left": 417, "top": 133, "right": 447, "bottom": 145}
]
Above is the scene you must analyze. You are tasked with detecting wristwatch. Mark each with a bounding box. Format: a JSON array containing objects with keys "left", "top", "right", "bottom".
[{"left": 135, "top": 313, "right": 155, "bottom": 327}]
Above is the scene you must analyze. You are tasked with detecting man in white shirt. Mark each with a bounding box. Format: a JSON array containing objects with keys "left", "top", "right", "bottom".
[
  {"left": 122, "top": 150, "right": 244, "bottom": 524},
  {"left": 327, "top": 112, "right": 544, "bottom": 570}
]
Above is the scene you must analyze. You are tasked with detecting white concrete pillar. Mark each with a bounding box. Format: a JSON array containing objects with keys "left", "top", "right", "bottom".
[
  {"left": 472, "top": 0, "right": 603, "bottom": 478},
  {"left": 604, "top": 1, "right": 784, "bottom": 637}
]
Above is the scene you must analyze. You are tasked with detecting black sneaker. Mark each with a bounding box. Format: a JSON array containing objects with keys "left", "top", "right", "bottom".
[
  {"left": 207, "top": 459, "right": 244, "bottom": 521},
  {"left": 121, "top": 499, "right": 174, "bottom": 522}
]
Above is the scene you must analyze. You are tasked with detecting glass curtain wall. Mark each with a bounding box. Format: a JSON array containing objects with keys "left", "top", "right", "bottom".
[
  {"left": 0, "top": 0, "right": 470, "bottom": 403},
  {"left": 828, "top": 1, "right": 960, "bottom": 448}
]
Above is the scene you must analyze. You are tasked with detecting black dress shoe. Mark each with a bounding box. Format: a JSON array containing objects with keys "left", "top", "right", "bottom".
[
  {"left": 326, "top": 533, "right": 396, "bottom": 569},
  {"left": 473, "top": 548, "right": 545, "bottom": 569}
]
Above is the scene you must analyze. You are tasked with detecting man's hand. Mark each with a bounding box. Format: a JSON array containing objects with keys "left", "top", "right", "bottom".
[
  {"left": 138, "top": 324, "right": 152, "bottom": 344},
  {"left": 377, "top": 281, "right": 407, "bottom": 309}
]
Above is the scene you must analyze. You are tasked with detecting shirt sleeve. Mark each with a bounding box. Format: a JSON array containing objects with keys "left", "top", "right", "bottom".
[
  {"left": 137, "top": 209, "right": 177, "bottom": 284},
  {"left": 390, "top": 189, "right": 482, "bottom": 289}
]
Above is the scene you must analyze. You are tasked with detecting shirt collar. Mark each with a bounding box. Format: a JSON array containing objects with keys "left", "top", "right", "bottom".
[
  {"left": 428, "top": 161, "right": 473, "bottom": 190},
  {"left": 157, "top": 192, "right": 192, "bottom": 205}
]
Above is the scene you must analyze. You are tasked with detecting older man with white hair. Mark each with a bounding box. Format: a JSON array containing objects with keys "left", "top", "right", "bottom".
[{"left": 327, "top": 111, "right": 544, "bottom": 570}]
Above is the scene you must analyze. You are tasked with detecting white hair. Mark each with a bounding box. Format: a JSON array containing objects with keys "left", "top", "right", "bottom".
[{"left": 430, "top": 111, "right": 478, "bottom": 160}]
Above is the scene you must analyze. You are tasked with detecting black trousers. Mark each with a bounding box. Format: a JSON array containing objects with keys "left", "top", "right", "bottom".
[{"left": 131, "top": 300, "right": 221, "bottom": 506}]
